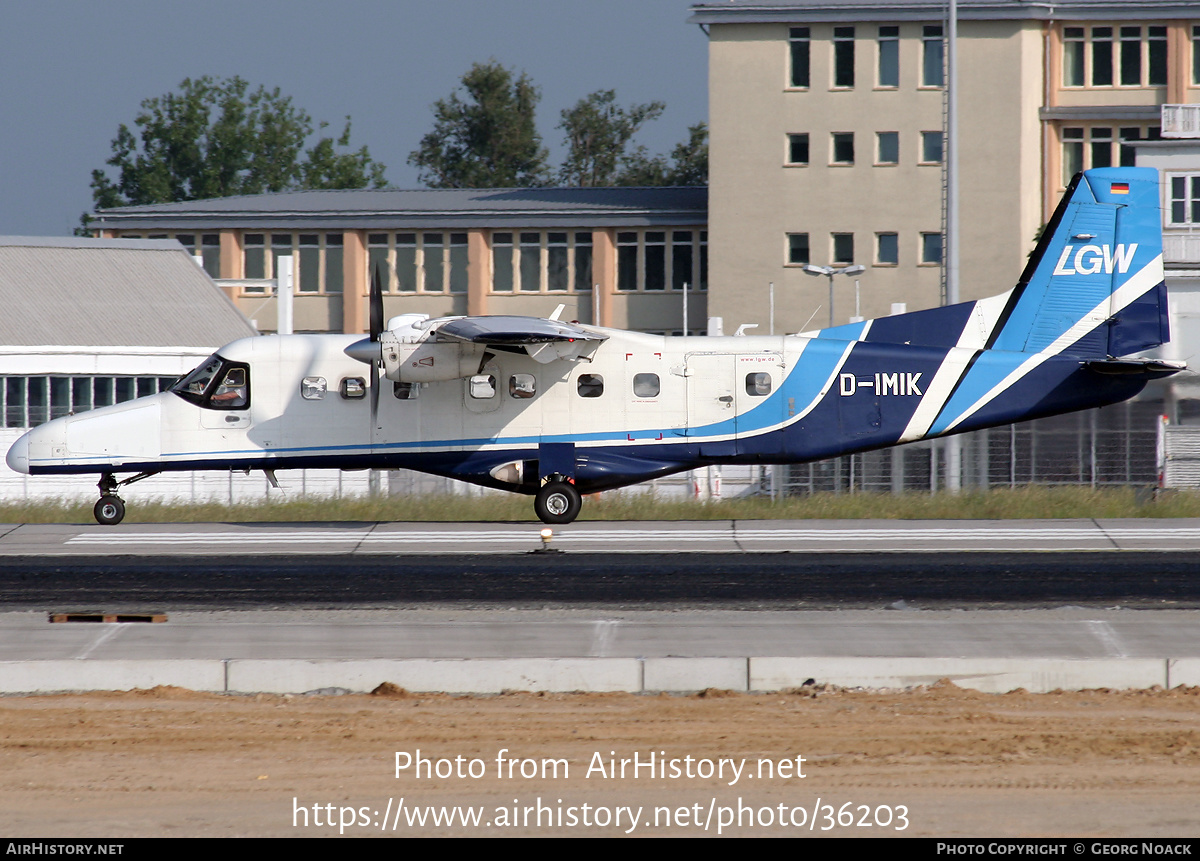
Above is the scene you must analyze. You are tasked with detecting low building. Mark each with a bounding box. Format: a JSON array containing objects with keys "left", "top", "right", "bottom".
[{"left": 89, "top": 187, "right": 710, "bottom": 336}]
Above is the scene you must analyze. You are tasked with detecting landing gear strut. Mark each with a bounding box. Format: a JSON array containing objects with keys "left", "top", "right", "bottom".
[
  {"left": 92, "top": 471, "right": 159, "bottom": 525},
  {"left": 534, "top": 478, "right": 582, "bottom": 525}
]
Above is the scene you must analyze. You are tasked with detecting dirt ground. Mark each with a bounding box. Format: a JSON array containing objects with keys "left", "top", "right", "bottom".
[{"left": 2, "top": 683, "right": 1199, "bottom": 838}]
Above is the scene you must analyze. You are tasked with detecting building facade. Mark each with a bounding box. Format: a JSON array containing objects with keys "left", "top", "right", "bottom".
[
  {"left": 691, "top": 0, "right": 1200, "bottom": 334},
  {"left": 90, "top": 188, "right": 708, "bottom": 336}
]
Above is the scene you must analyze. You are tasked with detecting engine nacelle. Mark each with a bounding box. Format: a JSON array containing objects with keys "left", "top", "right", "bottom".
[{"left": 380, "top": 334, "right": 485, "bottom": 383}]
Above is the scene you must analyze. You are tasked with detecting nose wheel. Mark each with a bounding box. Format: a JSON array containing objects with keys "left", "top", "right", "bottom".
[
  {"left": 93, "top": 495, "right": 125, "bottom": 526},
  {"left": 92, "top": 470, "right": 157, "bottom": 525}
]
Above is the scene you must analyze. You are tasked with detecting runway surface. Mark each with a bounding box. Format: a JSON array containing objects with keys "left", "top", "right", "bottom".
[
  {"left": 4, "top": 518, "right": 1200, "bottom": 556},
  {"left": 2, "top": 518, "right": 1199, "bottom": 693}
]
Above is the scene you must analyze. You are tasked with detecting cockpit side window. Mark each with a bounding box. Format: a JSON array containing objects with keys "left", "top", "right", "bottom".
[{"left": 171, "top": 354, "right": 251, "bottom": 410}]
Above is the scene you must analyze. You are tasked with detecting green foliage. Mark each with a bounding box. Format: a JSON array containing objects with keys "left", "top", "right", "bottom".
[
  {"left": 90, "top": 76, "right": 386, "bottom": 210},
  {"left": 300, "top": 118, "right": 388, "bottom": 190},
  {"left": 1, "top": 486, "right": 1194, "bottom": 525},
  {"left": 407, "top": 61, "right": 549, "bottom": 188},
  {"left": 556, "top": 90, "right": 665, "bottom": 186}
]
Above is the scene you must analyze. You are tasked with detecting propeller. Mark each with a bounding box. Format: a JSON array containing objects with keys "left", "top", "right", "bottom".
[{"left": 368, "top": 264, "right": 384, "bottom": 438}]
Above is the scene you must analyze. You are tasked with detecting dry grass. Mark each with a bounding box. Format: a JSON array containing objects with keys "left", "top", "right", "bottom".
[{"left": 0, "top": 485, "right": 1197, "bottom": 524}]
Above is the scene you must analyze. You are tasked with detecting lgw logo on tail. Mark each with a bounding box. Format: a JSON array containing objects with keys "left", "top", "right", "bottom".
[{"left": 1052, "top": 244, "right": 1138, "bottom": 276}]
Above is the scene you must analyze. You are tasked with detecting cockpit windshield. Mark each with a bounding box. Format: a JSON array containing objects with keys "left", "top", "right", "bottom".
[{"left": 171, "top": 354, "right": 250, "bottom": 410}]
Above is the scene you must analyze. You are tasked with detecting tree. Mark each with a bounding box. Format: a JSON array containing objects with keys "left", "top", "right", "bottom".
[
  {"left": 89, "top": 76, "right": 386, "bottom": 210},
  {"left": 556, "top": 90, "right": 665, "bottom": 187},
  {"left": 300, "top": 119, "right": 388, "bottom": 190},
  {"left": 407, "top": 61, "right": 548, "bottom": 188}
]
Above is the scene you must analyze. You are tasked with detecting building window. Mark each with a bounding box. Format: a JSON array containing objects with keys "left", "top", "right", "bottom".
[
  {"left": 325, "top": 234, "right": 343, "bottom": 294},
  {"left": 787, "top": 133, "right": 809, "bottom": 165},
  {"left": 922, "top": 25, "right": 944, "bottom": 87},
  {"left": 1149, "top": 26, "right": 1168, "bottom": 86},
  {"left": 877, "top": 132, "right": 899, "bottom": 165},
  {"left": 2, "top": 375, "right": 175, "bottom": 428},
  {"left": 833, "top": 27, "right": 855, "bottom": 88},
  {"left": 575, "top": 232, "right": 593, "bottom": 292},
  {"left": 395, "top": 234, "right": 417, "bottom": 292},
  {"left": 1194, "top": 26, "right": 1200, "bottom": 85},
  {"left": 1063, "top": 125, "right": 1161, "bottom": 185},
  {"left": 877, "top": 26, "right": 899, "bottom": 87},
  {"left": 877, "top": 233, "right": 898, "bottom": 265},
  {"left": 1064, "top": 27, "right": 1085, "bottom": 86},
  {"left": 423, "top": 234, "right": 444, "bottom": 292},
  {"left": 492, "top": 233, "right": 514, "bottom": 292},
  {"left": 832, "top": 233, "right": 854, "bottom": 264},
  {"left": 1120, "top": 27, "right": 1142, "bottom": 86},
  {"left": 547, "top": 232, "right": 568, "bottom": 292},
  {"left": 519, "top": 232, "right": 540, "bottom": 292},
  {"left": 243, "top": 234, "right": 266, "bottom": 280},
  {"left": 608, "top": 230, "right": 702, "bottom": 292},
  {"left": 1093, "top": 27, "right": 1114, "bottom": 86},
  {"left": 1169, "top": 175, "right": 1200, "bottom": 225},
  {"left": 921, "top": 131, "right": 943, "bottom": 164},
  {"left": 364, "top": 232, "right": 417, "bottom": 293},
  {"left": 921, "top": 233, "right": 943, "bottom": 265},
  {"left": 1090, "top": 127, "right": 1114, "bottom": 168},
  {"left": 787, "top": 233, "right": 810, "bottom": 266},
  {"left": 789, "top": 27, "right": 810, "bottom": 88},
  {"left": 672, "top": 231, "right": 693, "bottom": 291},
  {"left": 201, "top": 234, "right": 220, "bottom": 278},
  {"left": 832, "top": 132, "right": 855, "bottom": 165},
  {"left": 644, "top": 232, "right": 666, "bottom": 291},
  {"left": 298, "top": 234, "right": 320, "bottom": 293},
  {"left": 617, "top": 232, "right": 638, "bottom": 291},
  {"left": 448, "top": 233, "right": 468, "bottom": 294},
  {"left": 490, "top": 230, "right": 596, "bottom": 294}
]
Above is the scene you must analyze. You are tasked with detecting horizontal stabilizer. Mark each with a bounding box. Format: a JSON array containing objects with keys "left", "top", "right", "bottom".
[{"left": 1084, "top": 359, "right": 1185, "bottom": 379}]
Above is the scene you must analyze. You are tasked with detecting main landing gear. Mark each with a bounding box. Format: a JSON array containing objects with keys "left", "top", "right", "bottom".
[
  {"left": 534, "top": 478, "right": 582, "bottom": 525},
  {"left": 93, "top": 471, "right": 159, "bottom": 525}
]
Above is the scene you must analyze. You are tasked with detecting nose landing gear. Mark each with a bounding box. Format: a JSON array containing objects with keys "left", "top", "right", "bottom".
[{"left": 92, "top": 471, "right": 159, "bottom": 525}]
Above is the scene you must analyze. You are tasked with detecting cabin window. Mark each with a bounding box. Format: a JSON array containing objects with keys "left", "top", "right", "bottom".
[
  {"left": 301, "top": 376, "right": 326, "bottom": 400},
  {"left": 746, "top": 373, "right": 772, "bottom": 397},
  {"left": 210, "top": 368, "right": 248, "bottom": 409},
  {"left": 394, "top": 382, "right": 420, "bottom": 400},
  {"left": 633, "top": 373, "right": 660, "bottom": 398},
  {"left": 172, "top": 355, "right": 251, "bottom": 410},
  {"left": 510, "top": 374, "right": 536, "bottom": 399},
  {"left": 340, "top": 377, "right": 367, "bottom": 399},
  {"left": 577, "top": 374, "right": 604, "bottom": 398},
  {"left": 469, "top": 375, "right": 497, "bottom": 399}
]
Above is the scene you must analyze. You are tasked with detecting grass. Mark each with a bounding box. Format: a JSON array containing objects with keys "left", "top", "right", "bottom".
[{"left": 1, "top": 486, "right": 1199, "bottom": 524}]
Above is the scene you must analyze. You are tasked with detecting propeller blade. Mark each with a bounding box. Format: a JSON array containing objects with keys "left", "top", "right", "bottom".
[
  {"left": 370, "top": 361, "right": 381, "bottom": 438},
  {"left": 370, "top": 264, "right": 384, "bottom": 342}
]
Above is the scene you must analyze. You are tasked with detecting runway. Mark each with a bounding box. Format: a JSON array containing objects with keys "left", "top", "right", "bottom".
[
  {"left": 1, "top": 519, "right": 1198, "bottom": 694},
  {"left": 4, "top": 517, "right": 1200, "bottom": 555}
]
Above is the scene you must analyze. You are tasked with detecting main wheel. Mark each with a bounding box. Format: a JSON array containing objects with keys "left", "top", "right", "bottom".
[
  {"left": 94, "top": 495, "right": 125, "bottom": 526},
  {"left": 534, "top": 481, "right": 582, "bottom": 525}
]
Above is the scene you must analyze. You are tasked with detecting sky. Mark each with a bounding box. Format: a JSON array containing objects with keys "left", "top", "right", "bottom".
[{"left": 0, "top": 0, "right": 709, "bottom": 236}]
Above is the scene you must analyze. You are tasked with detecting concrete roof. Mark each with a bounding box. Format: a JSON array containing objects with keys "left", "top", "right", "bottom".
[
  {"left": 0, "top": 237, "right": 258, "bottom": 348},
  {"left": 91, "top": 187, "right": 708, "bottom": 231},
  {"left": 690, "top": 0, "right": 1200, "bottom": 23}
]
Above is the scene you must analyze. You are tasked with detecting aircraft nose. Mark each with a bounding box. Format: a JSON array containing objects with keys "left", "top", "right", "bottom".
[{"left": 5, "top": 432, "right": 29, "bottom": 474}]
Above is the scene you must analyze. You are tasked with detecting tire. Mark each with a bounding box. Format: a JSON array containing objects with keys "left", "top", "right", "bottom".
[
  {"left": 94, "top": 495, "right": 125, "bottom": 526},
  {"left": 534, "top": 481, "right": 582, "bottom": 525}
]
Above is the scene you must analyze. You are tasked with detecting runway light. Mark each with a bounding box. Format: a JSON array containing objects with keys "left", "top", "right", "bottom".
[{"left": 540, "top": 528, "right": 553, "bottom": 550}]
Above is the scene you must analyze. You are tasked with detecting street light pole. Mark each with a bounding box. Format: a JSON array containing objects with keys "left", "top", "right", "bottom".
[{"left": 802, "top": 264, "right": 865, "bottom": 328}]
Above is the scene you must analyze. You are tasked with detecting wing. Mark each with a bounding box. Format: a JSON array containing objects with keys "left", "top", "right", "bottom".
[{"left": 433, "top": 316, "right": 607, "bottom": 364}]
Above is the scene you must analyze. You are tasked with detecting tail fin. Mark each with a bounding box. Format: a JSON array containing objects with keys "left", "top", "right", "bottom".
[
  {"left": 808, "top": 167, "right": 1168, "bottom": 359},
  {"left": 993, "top": 167, "right": 1167, "bottom": 358}
]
